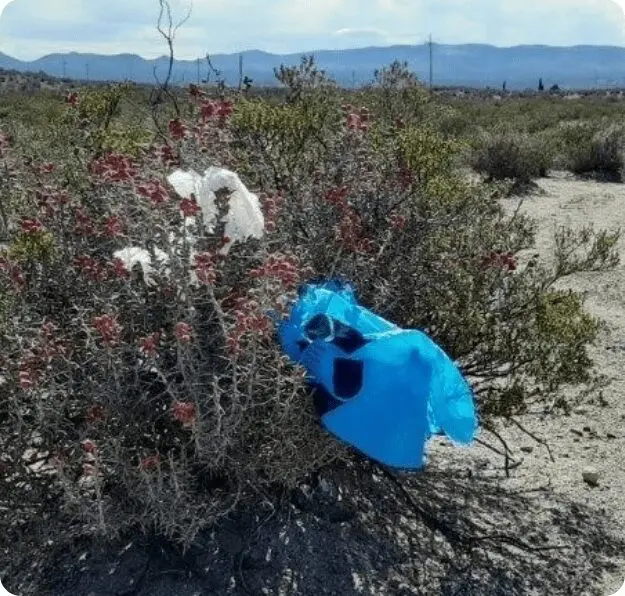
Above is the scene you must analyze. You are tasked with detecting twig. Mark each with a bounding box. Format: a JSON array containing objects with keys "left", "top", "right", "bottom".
[
  {"left": 508, "top": 416, "right": 555, "bottom": 463},
  {"left": 481, "top": 423, "right": 515, "bottom": 477},
  {"left": 150, "top": 0, "right": 192, "bottom": 141},
  {"left": 376, "top": 464, "right": 469, "bottom": 548}
]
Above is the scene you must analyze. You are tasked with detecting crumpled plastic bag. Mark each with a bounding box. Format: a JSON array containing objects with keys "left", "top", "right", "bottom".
[
  {"left": 167, "top": 166, "right": 264, "bottom": 254},
  {"left": 112, "top": 167, "right": 264, "bottom": 286},
  {"left": 278, "top": 280, "right": 478, "bottom": 470},
  {"left": 113, "top": 246, "right": 170, "bottom": 287}
]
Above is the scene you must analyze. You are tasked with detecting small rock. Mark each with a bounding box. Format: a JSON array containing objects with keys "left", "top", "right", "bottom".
[
  {"left": 573, "top": 406, "right": 588, "bottom": 415},
  {"left": 21, "top": 448, "right": 38, "bottom": 462},
  {"left": 318, "top": 477, "right": 334, "bottom": 495},
  {"left": 520, "top": 446, "right": 534, "bottom": 454},
  {"left": 582, "top": 426, "right": 595, "bottom": 434},
  {"left": 570, "top": 429, "right": 583, "bottom": 437},
  {"left": 607, "top": 433, "right": 617, "bottom": 440},
  {"left": 582, "top": 467, "right": 600, "bottom": 487},
  {"left": 30, "top": 432, "right": 44, "bottom": 447}
]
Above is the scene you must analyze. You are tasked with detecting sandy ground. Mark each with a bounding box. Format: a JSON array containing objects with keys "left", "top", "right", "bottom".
[
  {"left": 4, "top": 172, "right": 625, "bottom": 596},
  {"left": 520, "top": 172, "right": 625, "bottom": 595},
  {"left": 458, "top": 171, "right": 625, "bottom": 595}
]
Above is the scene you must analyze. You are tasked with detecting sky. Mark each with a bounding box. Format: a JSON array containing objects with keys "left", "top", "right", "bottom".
[{"left": 1, "top": 0, "right": 625, "bottom": 61}]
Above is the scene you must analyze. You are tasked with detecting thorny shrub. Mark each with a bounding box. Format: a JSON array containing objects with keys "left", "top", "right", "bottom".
[
  {"left": 0, "top": 62, "right": 621, "bottom": 549},
  {"left": 558, "top": 121, "right": 625, "bottom": 181},
  {"left": 469, "top": 126, "right": 554, "bottom": 189}
]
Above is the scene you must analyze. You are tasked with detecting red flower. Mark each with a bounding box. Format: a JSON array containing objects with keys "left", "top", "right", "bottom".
[
  {"left": 172, "top": 401, "right": 196, "bottom": 427},
  {"left": 248, "top": 253, "right": 301, "bottom": 290},
  {"left": 75, "top": 255, "right": 108, "bottom": 282},
  {"left": 139, "top": 453, "right": 160, "bottom": 471},
  {"left": 18, "top": 356, "right": 40, "bottom": 390},
  {"left": 481, "top": 250, "right": 518, "bottom": 272},
  {"left": 153, "top": 144, "right": 178, "bottom": 167},
  {"left": 74, "top": 209, "right": 96, "bottom": 236},
  {"left": 324, "top": 186, "right": 349, "bottom": 209},
  {"left": 224, "top": 297, "right": 273, "bottom": 356},
  {"left": 90, "top": 153, "right": 137, "bottom": 183},
  {"left": 103, "top": 216, "right": 124, "bottom": 238},
  {"left": 20, "top": 218, "right": 44, "bottom": 234},
  {"left": 139, "top": 332, "right": 161, "bottom": 357},
  {"left": 86, "top": 404, "right": 107, "bottom": 425},
  {"left": 92, "top": 314, "right": 122, "bottom": 347},
  {"left": 180, "top": 196, "right": 201, "bottom": 217},
  {"left": 389, "top": 213, "right": 407, "bottom": 230},
  {"left": 335, "top": 209, "right": 373, "bottom": 254},
  {"left": 65, "top": 92, "right": 79, "bottom": 107},
  {"left": 200, "top": 100, "right": 217, "bottom": 120},
  {"left": 193, "top": 252, "right": 216, "bottom": 285},
  {"left": 136, "top": 180, "right": 169, "bottom": 206},
  {"left": 0, "top": 257, "right": 25, "bottom": 290},
  {"left": 260, "top": 192, "right": 283, "bottom": 232},
  {"left": 217, "top": 99, "right": 234, "bottom": 121},
  {"left": 168, "top": 118, "right": 188, "bottom": 140},
  {"left": 81, "top": 439, "right": 97, "bottom": 454},
  {"left": 41, "top": 322, "right": 53, "bottom": 337},
  {"left": 109, "top": 258, "right": 130, "bottom": 279},
  {"left": 174, "top": 322, "right": 193, "bottom": 343}
]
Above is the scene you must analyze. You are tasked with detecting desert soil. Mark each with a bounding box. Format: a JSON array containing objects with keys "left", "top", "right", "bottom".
[{"left": 4, "top": 172, "right": 625, "bottom": 596}]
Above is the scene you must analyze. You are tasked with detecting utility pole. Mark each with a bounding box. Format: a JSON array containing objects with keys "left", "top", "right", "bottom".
[
  {"left": 238, "top": 54, "right": 243, "bottom": 90},
  {"left": 428, "top": 34, "right": 433, "bottom": 89}
]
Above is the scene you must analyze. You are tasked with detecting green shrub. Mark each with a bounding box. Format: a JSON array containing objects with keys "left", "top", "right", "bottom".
[
  {"left": 0, "top": 64, "right": 620, "bottom": 552},
  {"left": 560, "top": 122, "right": 625, "bottom": 181},
  {"left": 469, "top": 127, "right": 553, "bottom": 188}
]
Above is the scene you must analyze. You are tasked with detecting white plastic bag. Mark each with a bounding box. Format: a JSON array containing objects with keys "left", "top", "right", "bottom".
[
  {"left": 167, "top": 166, "right": 264, "bottom": 254},
  {"left": 113, "top": 167, "right": 263, "bottom": 288},
  {"left": 113, "top": 246, "right": 169, "bottom": 286}
]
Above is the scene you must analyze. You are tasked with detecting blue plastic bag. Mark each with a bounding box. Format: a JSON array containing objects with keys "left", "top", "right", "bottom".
[{"left": 277, "top": 280, "right": 478, "bottom": 470}]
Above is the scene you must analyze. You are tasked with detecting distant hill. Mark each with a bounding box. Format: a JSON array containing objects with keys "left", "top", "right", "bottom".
[{"left": 2, "top": 43, "right": 625, "bottom": 90}]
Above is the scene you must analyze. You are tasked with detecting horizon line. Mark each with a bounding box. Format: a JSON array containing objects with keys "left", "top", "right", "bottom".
[{"left": 3, "top": 40, "right": 625, "bottom": 63}]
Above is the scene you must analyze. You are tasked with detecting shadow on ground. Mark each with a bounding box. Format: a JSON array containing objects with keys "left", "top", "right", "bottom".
[{"left": 4, "top": 459, "right": 622, "bottom": 596}]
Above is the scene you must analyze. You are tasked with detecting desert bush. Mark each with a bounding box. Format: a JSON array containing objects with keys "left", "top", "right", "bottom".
[
  {"left": 559, "top": 121, "right": 625, "bottom": 181},
  {"left": 469, "top": 127, "right": 553, "bottom": 188},
  {"left": 0, "top": 63, "right": 620, "bottom": 551}
]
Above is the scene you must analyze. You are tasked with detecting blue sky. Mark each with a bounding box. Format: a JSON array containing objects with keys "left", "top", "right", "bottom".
[{"left": 1, "top": 0, "right": 625, "bottom": 60}]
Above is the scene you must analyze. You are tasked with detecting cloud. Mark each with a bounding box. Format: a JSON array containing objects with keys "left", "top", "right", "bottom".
[{"left": 0, "top": 0, "right": 624, "bottom": 61}]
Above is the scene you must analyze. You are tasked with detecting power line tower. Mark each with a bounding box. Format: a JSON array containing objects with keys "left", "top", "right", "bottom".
[
  {"left": 196, "top": 58, "right": 200, "bottom": 84},
  {"left": 62, "top": 58, "right": 67, "bottom": 79}
]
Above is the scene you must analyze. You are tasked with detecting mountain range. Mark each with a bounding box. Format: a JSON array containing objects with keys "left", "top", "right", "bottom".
[{"left": 2, "top": 43, "right": 625, "bottom": 90}]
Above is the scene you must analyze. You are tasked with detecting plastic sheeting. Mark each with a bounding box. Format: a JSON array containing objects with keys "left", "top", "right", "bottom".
[
  {"left": 113, "top": 167, "right": 264, "bottom": 286},
  {"left": 167, "top": 166, "right": 264, "bottom": 254},
  {"left": 278, "top": 280, "right": 478, "bottom": 470}
]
